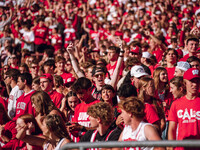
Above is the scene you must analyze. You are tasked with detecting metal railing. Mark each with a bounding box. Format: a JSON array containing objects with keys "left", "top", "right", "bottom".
[{"left": 60, "top": 140, "right": 200, "bottom": 150}]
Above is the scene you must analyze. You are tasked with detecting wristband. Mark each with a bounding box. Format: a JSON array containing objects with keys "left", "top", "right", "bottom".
[
  {"left": 120, "top": 51, "right": 125, "bottom": 53},
  {"left": 119, "top": 55, "right": 124, "bottom": 57}
]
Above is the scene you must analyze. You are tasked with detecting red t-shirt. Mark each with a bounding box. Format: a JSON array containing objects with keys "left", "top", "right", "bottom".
[
  {"left": 168, "top": 96, "right": 200, "bottom": 141},
  {"left": 33, "top": 25, "right": 48, "bottom": 45},
  {"left": 49, "top": 90, "right": 64, "bottom": 109},
  {"left": 72, "top": 100, "right": 100, "bottom": 127},
  {"left": 12, "top": 140, "right": 43, "bottom": 150},
  {"left": 179, "top": 54, "right": 190, "bottom": 62},
  {"left": 144, "top": 103, "right": 160, "bottom": 124},
  {"left": 106, "top": 61, "right": 124, "bottom": 79},
  {"left": 60, "top": 72, "right": 74, "bottom": 85},
  {"left": 165, "top": 67, "right": 175, "bottom": 81},
  {"left": 51, "top": 34, "right": 62, "bottom": 51},
  {"left": 0, "top": 97, "right": 7, "bottom": 111},
  {"left": 1, "top": 121, "right": 17, "bottom": 149},
  {"left": 152, "top": 48, "right": 164, "bottom": 63},
  {"left": 13, "top": 90, "right": 36, "bottom": 120},
  {"left": 89, "top": 30, "right": 100, "bottom": 40}
]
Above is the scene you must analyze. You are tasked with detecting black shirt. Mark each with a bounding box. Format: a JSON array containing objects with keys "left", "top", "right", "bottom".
[{"left": 80, "top": 127, "right": 122, "bottom": 142}]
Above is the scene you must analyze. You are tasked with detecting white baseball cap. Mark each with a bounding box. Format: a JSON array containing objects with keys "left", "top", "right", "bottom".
[
  {"left": 176, "top": 61, "right": 190, "bottom": 72},
  {"left": 142, "top": 52, "right": 152, "bottom": 59},
  {"left": 131, "top": 65, "right": 148, "bottom": 78}
]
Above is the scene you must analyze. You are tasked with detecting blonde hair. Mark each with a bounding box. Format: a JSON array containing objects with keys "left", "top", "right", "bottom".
[{"left": 138, "top": 77, "right": 154, "bottom": 102}]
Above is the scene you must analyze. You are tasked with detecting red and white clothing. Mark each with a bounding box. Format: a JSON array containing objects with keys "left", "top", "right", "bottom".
[
  {"left": 49, "top": 90, "right": 64, "bottom": 109},
  {"left": 72, "top": 100, "right": 100, "bottom": 127},
  {"left": 13, "top": 90, "right": 35, "bottom": 120},
  {"left": 106, "top": 61, "right": 124, "bottom": 79},
  {"left": 122, "top": 122, "right": 153, "bottom": 150},
  {"left": 59, "top": 72, "right": 74, "bottom": 85},
  {"left": 89, "top": 30, "right": 100, "bottom": 40},
  {"left": 168, "top": 96, "right": 200, "bottom": 142},
  {"left": 51, "top": 34, "right": 62, "bottom": 51},
  {"left": 64, "top": 28, "right": 76, "bottom": 48},
  {"left": 33, "top": 25, "right": 48, "bottom": 45},
  {"left": 8, "top": 85, "right": 24, "bottom": 119}
]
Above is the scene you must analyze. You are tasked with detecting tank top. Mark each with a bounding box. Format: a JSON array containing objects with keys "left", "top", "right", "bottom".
[
  {"left": 43, "top": 138, "right": 65, "bottom": 150},
  {"left": 122, "top": 122, "right": 153, "bottom": 150}
]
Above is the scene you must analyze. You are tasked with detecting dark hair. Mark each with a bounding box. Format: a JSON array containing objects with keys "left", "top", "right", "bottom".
[
  {"left": 187, "top": 56, "right": 200, "bottom": 64},
  {"left": 65, "top": 91, "right": 80, "bottom": 110},
  {"left": 19, "top": 73, "right": 32, "bottom": 86},
  {"left": 118, "top": 83, "right": 137, "bottom": 98},
  {"left": 54, "top": 75, "right": 63, "bottom": 88},
  {"left": 44, "top": 49, "right": 54, "bottom": 58},
  {"left": 163, "top": 48, "right": 178, "bottom": 62},
  {"left": 43, "top": 60, "right": 55, "bottom": 69},
  {"left": 19, "top": 63, "right": 29, "bottom": 73},
  {"left": 108, "top": 46, "right": 120, "bottom": 54},
  {"left": 101, "top": 84, "right": 118, "bottom": 106},
  {"left": 5, "top": 46, "right": 13, "bottom": 54},
  {"left": 186, "top": 35, "right": 199, "bottom": 45},
  {"left": 71, "top": 77, "right": 92, "bottom": 93},
  {"left": 32, "top": 76, "right": 40, "bottom": 85},
  {"left": 5, "top": 69, "right": 20, "bottom": 82}
]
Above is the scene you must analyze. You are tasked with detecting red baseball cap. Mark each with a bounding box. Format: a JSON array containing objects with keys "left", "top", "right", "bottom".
[
  {"left": 40, "top": 73, "right": 53, "bottom": 81},
  {"left": 130, "top": 46, "right": 140, "bottom": 54},
  {"left": 183, "top": 68, "right": 200, "bottom": 80}
]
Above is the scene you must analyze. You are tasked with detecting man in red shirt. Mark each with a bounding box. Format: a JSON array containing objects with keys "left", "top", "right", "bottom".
[
  {"left": 55, "top": 56, "right": 73, "bottom": 85},
  {"left": 33, "top": 18, "right": 48, "bottom": 52},
  {"left": 13, "top": 73, "right": 35, "bottom": 120},
  {"left": 70, "top": 77, "right": 99, "bottom": 132},
  {"left": 106, "top": 46, "right": 124, "bottom": 80},
  {"left": 40, "top": 73, "right": 64, "bottom": 108},
  {"left": 168, "top": 68, "right": 200, "bottom": 150},
  {"left": 179, "top": 35, "right": 199, "bottom": 62}
]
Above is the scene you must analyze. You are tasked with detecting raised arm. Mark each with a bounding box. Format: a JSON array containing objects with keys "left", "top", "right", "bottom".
[
  {"left": 83, "top": 18, "right": 90, "bottom": 33},
  {"left": 67, "top": 43, "right": 85, "bottom": 77},
  {"left": 110, "top": 39, "right": 124, "bottom": 90},
  {"left": 16, "top": 125, "right": 46, "bottom": 147}
]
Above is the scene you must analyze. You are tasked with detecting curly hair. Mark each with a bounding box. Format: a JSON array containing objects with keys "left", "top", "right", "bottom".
[
  {"left": 31, "top": 91, "right": 58, "bottom": 116},
  {"left": 118, "top": 97, "right": 145, "bottom": 119},
  {"left": 45, "top": 114, "right": 71, "bottom": 140},
  {"left": 87, "top": 102, "right": 114, "bottom": 126}
]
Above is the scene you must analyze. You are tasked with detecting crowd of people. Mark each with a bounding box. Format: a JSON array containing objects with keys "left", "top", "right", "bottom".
[{"left": 0, "top": 0, "right": 200, "bottom": 149}]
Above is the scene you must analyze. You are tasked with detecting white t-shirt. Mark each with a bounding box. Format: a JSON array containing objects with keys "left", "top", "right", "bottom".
[
  {"left": 8, "top": 85, "right": 24, "bottom": 119},
  {"left": 22, "top": 31, "right": 35, "bottom": 52}
]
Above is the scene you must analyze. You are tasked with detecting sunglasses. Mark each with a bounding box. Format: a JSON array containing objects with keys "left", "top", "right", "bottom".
[
  {"left": 94, "top": 73, "right": 105, "bottom": 78},
  {"left": 4, "top": 76, "right": 9, "bottom": 80}
]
